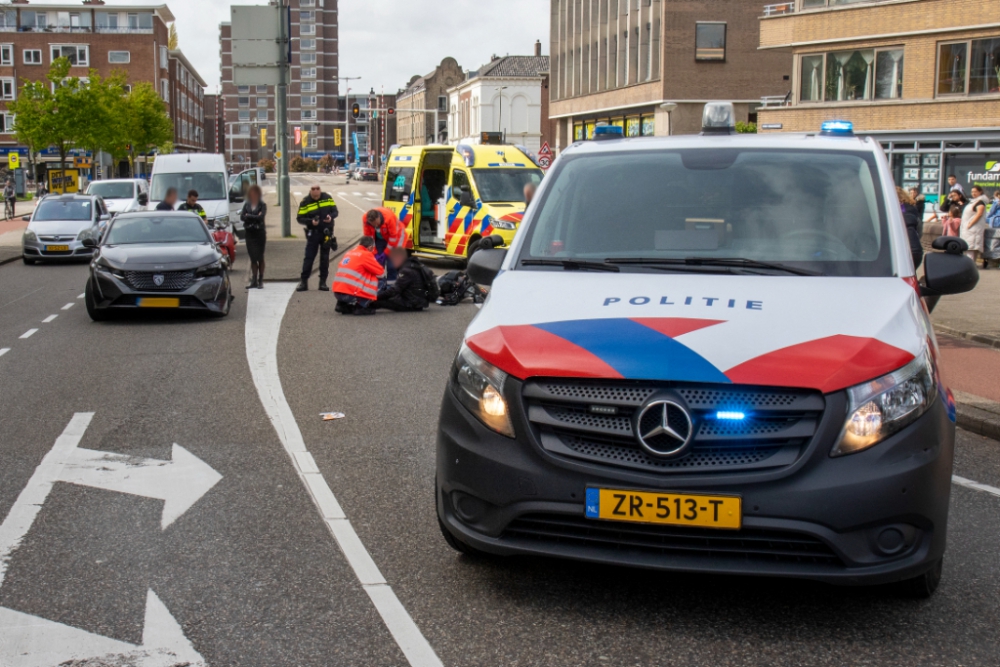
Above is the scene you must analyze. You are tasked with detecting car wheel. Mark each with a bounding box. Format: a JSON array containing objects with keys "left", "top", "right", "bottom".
[
  {"left": 22, "top": 255, "right": 35, "bottom": 265},
  {"left": 466, "top": 235, "right": 482, "bottom": 258},
  {"left": 84, "top": 279, "right": 108, "bottom": 322},
  {"left": 896, "top": 558, "right": 943, "bottom": 598}
]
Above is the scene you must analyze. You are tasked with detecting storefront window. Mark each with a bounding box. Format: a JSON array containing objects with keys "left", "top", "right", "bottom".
[
  {"left": 938, "top": 42, "right": 968, "bottom": 95},
  {"left": 625, "top": 117, "right": 640, "bottom": 137},
  {"left": 970, "top": 37, "right": 1000, "bottom": 94},
  {"left": 584, "top": 121, "right": 596, "bottom": 140},
  {"left": 573, "top": 124, "right": 584, "bottom": 141},
  {"left": 641, "top": 116, "right": 655, "bottom": 136}
]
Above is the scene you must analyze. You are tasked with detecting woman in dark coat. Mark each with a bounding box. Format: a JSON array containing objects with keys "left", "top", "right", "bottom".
[{"left": 241, "top": 184, "right": 267, "bottom": 289}]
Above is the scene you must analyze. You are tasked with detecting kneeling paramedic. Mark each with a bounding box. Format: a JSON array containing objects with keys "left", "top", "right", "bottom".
[
  {"left": 296, "top": 186, "right": 339, "bottom": 292},
  {"left": 332, "top": 236, "right": 385, "bottom": 315},
  {"left": 374, "top": 248, "right": 435, "bottom": 312},
  {"left": 363, "top": 207, "right": 406, "bottom": 280}
]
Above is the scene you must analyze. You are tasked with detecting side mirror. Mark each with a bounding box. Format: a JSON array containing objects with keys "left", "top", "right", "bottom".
[
  {"left": 81, "top": 237, "right": 97, "bottom": 248},
  {"left": 99, "top": 213, "right": 111, "bottom": 221},
  {"left": 921, "top": 251, "right": 979, "bottom": 298},
  {"left": 476, "top": 234, "right": 505, "bottom": 251},
  {"left": 229, "top": 191, "right": 243, "bottom": 203},
  {"left": 137, "top": 193, "right": 148, "bottom": 206},
  {"left": 467, "top": 248, "right": 507, "bottom": 287},
  {"left": 459, "top": 188, "right": 475, "bottom": 208}
]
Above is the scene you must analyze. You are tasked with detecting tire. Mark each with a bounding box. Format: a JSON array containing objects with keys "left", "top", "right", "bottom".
[
  {"left": 896, "top": 558, "right": 943, "bottom": 598},
  {"left": 22, "top": 255, "right": 35, "bottom": 265},
  {"left": 84, "top": 279, "right": 108, "bottom": 322},
  {"left": 466, "top": 235, "right": 482, "bottom": 258},
  {"left": 438, "top": 517, "right": 491, "bottom": 558}
]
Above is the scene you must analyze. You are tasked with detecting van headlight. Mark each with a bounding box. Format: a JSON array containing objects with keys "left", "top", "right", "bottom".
[
  {"left": 832, "top": 351, "right": 937, "bottom": 457},
  {"left": 492, "top": 219, "right": 517, "bottom": 231},
  {"left": 77, "top": 227, "right": 99, "bottom": 241},
  {"left": 451, "top": 344, "right": 515, "bottom": 437}
]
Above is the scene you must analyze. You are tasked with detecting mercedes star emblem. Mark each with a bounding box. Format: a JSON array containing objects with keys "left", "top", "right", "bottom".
[{"left": 634, "top": 400, "right": 694, "bottom": 457}]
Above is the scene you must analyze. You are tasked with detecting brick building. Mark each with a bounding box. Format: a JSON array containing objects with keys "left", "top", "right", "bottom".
[
  {"left": 549, "top": 0, "right": 791, "bottom": 149},
  {"left": 165, "top": 49, "right": 206, "bottom": 152},
  {"left": 333, "top": 90, "right": 396, "bottom": 168},
  {"left": 203, "top": 93, "right": 224, "bottom": 154},
  {"left": 758, "top": 0, "right": 1000, "bottom": 216},
  {"left": 396, "top": 57, "right": 464, "bottom": 146},
  {"left": 219, "top": 0, "right": 340, "bottom": 170}
]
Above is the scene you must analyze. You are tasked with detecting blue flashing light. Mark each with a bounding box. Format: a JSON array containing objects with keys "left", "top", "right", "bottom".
[
  {"left": 716, "top": 411, "right": 747, "bottom": 421},
  {"left": 592, "top": 125, "right": 624, "bottom": 138},
  {"left": 457, "top": 144, "right": 476, "bottom": 167},
  {"left": 821, "top": 120, "right": 854, "bottom": 136}
]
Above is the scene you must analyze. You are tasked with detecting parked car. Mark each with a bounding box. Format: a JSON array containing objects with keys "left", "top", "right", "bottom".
[
  {"left": 85, "top": 178, "right": 149, "bottom": 216},
  {"left": 21, "top": 194, "right": 111, "bottom": 265},
  {"left": 357, "top": 167, "right": 379, "bottom": 182}
]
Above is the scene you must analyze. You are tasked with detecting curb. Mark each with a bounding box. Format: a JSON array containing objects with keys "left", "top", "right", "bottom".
[
  {"left": 953, "top": 390, "right": 1000, "bottom": 442},
  {"left": 0, "top": 252, "right": 20, "bottom": 267},
  {"left": 934, "top": 324, "right": 1000, "bottom": 351}
]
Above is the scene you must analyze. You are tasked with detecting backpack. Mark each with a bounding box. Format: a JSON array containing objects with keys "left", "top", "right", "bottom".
[
  {"left": 437, "top": 271, "right": 469, "bottom": 306},
  {"left": 419, "top": 264, "right": 440, "bottom": 302}
]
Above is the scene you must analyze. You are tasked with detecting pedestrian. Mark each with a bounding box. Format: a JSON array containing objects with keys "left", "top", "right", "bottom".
[
  {"left": 363, "top": 207, "right": 406, "bottom": 280},
  {"left": 947, "top": 174, "right": 965, "bottom": 196},
  {"left": 176, "top": 190, "right": 206, "bottom": 220},
  {"left": 960, "top": 185, "right": 989, "bottom": 263},
  {"left": 241, "top": 184, "right": 267, "bottom": 289},
  {"left": 523, "top": 182, "right": 536, "bottom": 207},
  {"left": 987, "top": 190, "right": 1000, "bottom": 228},
  {"left": 942, "top": 204, "right": 962, "bottom": 237},
  {"left": 374, "top": 247, "right": 434, "bottom": 312},
  {"left": 295, "top": 185, "right": 338, "bottom": 292},
  {"left": 156, "top": 187, "right": 178, "bottom": 211},
  {"left": 897, "top": 187, "right": 924, "bottom": 269},
  {"left": 3, "top": 178, "right": 15, "bottom": 218},
  {"left": 332, "top": 236, "right": 385, "bottom": 315},
  {"left": 908, "top": 187, "right": 926, "bottom": 223}
]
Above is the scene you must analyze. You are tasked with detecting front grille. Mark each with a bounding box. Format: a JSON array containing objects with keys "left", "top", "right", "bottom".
[
  {"left": 524, "top": 380, "right": 824, "bottom": 474},
  {"left": 124, "top": 270, "right": 195, "bottom": 291},
  {"left": 39, "top": 235, "right": 76, "bottom": 242},
  {"left": 504, "top": 513, "right": 842, "bottom": 566}
]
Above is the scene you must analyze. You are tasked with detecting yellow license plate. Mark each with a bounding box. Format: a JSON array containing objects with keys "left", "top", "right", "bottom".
[
  {"left": 137, "top": 297, "right": 180, "bottom": 308},
  {"left": 585, "top": 487, "right": 741, "bottom": 530},
  {"left": 45, "top": 245, "right": 70, "bottom": 252}
]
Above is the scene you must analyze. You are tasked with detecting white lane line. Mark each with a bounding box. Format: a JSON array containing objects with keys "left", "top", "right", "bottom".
[
  {"left": 42, "top": 314, "right": 57, "bottom": 323},
  {"left": 61, "top": 302, "right": 75, "bottom": 311},
  {"left": 19, "top": 329, "right": 37, "bottom": 339},
  {"left": 953, "top": 475, "right": 1000, "bottom": 498},
  {"left": 0, "top": 348, "right": 9, "bottom": 358},
  {"left": 0, "top": 412, "right": 94, "bottom": 586},
  {"left": 246, "top": 284, "right": 442, "bottom": 667},
  {"left": 76, "top": 293, "right": 84, "bottom": 299},
  {"left": 336, "top": 194, "right": 369, "bottom": 215}
]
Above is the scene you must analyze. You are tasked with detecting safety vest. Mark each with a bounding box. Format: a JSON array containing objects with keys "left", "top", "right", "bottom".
[
  {"left": 332, "top": 245, "right": 384, "bottom": 300},
  {"left": 362, "top": 207, "right": 406, "bottom": 249},
  {"left": 177, "top": 202, "right": 206, "bottom": 219},
  {"left": 298, "top": 193, "right": 337, "bottom": 221}
]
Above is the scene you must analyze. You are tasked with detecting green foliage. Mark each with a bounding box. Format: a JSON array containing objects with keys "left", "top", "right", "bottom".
[
  {"left": 290, "top": 156, "right": 318, "bottom": 172},
  {"left": 735, "top": 121, "right": 757, "bottom": 134},
  {"left": 168, "top": 24, "right": 178, "bottom": 51}
]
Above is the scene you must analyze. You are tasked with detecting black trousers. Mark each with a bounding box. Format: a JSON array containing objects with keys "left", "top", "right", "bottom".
[{"left": 300, "top": 225, "right": 333, "bottom": 282}]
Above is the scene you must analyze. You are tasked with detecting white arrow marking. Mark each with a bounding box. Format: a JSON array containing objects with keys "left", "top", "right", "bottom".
[
  {"left": 0, "top": 589, "right": 206, "bottom": 667},
  {"left": 60, "top": 443, "right": 223, "bottom": 529}
]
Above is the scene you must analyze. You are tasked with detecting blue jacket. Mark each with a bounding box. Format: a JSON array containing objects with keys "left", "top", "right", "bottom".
[{"left": 988, "top": 201, "right": 1000, "bottom": 228}]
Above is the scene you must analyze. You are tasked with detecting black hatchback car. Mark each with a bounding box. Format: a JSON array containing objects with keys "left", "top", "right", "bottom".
[{"left": 84, "top": 211, "right": 232, "bottom": 321}]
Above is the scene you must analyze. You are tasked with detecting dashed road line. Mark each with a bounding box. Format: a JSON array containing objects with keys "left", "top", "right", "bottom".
[
  {"left": 42, "top": 314, "right": 57, "bottom": 323},
  {"left": 246, "top": 284, "right": 443, "bottom": 667},
  {"left": 953, "top": 475, "right": 1000, "bottom": 498},
  {"left": 0, "top": 348, "right": 8, "bottom": 358},
  {"left": 19, "top": 329, "right": 37, "bottom": 339},
  {"left": 61, "top": 303, "right": 74, "bottom": 310},
  {"left": 76, "top": 293, "right": 84, "bottom": 299}
]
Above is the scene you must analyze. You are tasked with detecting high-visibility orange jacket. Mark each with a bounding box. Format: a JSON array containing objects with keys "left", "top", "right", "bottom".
[
  {"left": 362, "top": 207, "right": 406, "bottom": 249},
  {"left": 332, "top": 244, "right": 385, "bottom": 300}
]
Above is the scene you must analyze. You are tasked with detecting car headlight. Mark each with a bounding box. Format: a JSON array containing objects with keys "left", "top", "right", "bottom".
[
  {"left": 451, "top": 344, "right": 515, "bottom": 438},
  {"left": 212, "top": 215, "right": 229, "bottom": 226},
  {"left": 95, "top": 257, "right": 125, "bottom": 279},
  {"left": 77, "top": 227, "right": 99, "bottom": 241},
  {"left": 832, "top": 351, "right": 937, "bottom": 457},
  {"left": 492, "top": 219, "right": 517, "bottom": 231},
  {"left": 195, "top": 259, "right": 224, "bottom": 277},
  {"left": 22, "top": 229, "right": 37, "bottom": 243}
]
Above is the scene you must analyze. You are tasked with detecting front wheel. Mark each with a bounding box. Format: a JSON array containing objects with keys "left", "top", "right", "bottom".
[
  {"left": 22, "top": 255, "right": 35, "bottom": 265},
  {"left": 84, "top": 279, "right": 108, "bottom": 322}
]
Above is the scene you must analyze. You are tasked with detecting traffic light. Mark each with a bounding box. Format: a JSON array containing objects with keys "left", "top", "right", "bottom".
[{"left": 351, "top": 103, "right": 360, "bottom": 119}]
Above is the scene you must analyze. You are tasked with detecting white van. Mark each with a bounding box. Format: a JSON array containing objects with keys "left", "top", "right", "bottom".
[{"left": 149, "top": 154, "right": 260, "bottom": 238}]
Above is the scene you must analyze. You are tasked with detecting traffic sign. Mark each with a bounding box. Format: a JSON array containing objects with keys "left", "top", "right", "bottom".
[
  {"left": 7, "top": 152, "right": 18, "bottom": 169},
  {"left": 275, "top": 151, "right": 282, "bottom": 159},
  {"left": 538, "top": 141, "right": 553, "bottom": 170}
]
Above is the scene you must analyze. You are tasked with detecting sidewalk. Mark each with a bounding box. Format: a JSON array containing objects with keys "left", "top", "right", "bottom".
[{"left": 0, "top": 199, "right": 39, "bottom": 265}]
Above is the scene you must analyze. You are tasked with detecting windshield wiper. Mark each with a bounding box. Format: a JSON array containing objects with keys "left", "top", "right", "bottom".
[
  {"left": 606, "top": 257, "right": 817, "bottom": 276},
  {"left": 520, "top": 258, "right": 620, "bottom": 272}
]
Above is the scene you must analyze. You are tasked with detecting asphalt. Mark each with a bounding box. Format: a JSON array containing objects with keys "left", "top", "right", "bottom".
[{"left": 0, "top": 177, "right": 999, "bottom": 665}]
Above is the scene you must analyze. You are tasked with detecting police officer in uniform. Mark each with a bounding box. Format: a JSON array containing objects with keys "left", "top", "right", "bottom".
[
  {"left": 176, "top": 190, "right": 207, "bottom": 221},
  {"left": 296, "top": 185, "right": 339, "bottom": 291}
]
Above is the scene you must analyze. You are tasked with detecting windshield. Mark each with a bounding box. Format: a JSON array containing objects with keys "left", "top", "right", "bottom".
[
  {"left": 151, "top": 172, "right": 226, "bottom": 201},
  {"left": 33, "top": 199, "right": 93, "bottom": 222},
  {"left": 87, "top": 182, "right": 135, "bottom": 200},
  {"left": 472, "top": 169, "right": 543, "bottom": 203},
  {"left": 518, "top": 149, "right": 892, "bottom": 277},
  {"left": 104, "top": 215, "right": 211, "bottom": 245}
]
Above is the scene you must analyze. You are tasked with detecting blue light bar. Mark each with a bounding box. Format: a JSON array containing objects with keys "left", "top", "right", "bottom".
[
  {"left": 716, "top": 411, "right": 747, "bottom": 421},
  {"left": 592, "top": 125, "right": 624, "bottom": 138},
  {"left": 456, "top": 144, "right": 475, "bottom": 167},
  {"left": 821, "top": 120, "right": 854, "bottom": 136}
]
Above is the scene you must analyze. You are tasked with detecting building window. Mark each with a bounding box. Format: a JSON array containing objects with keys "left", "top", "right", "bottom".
[
  {"left": 300, "top": 11, "right": 314, "bottom": 22},
  {"left": 237, "top": 85, "right": 250, "bottom": 94},
  {"left": 239, "top": 123, "right": 250, "bottom": 135},
  {"left": 257, "top": 96, "right": 268, "bottom": 107},
  {"left": 161, "top": 79, "right": 169, "bottom": 102},
  {"left": 695, "top": 22, "right": 726, "bottom": 61},
  {"left": 1, "top": 113, "right": 14, "bottom": 133},
  {"left": 438, "top": 95, "right": 447, "bottom": 112},
  {"left": 108, "top": 50, "right": 130, "bottom": 64},
  {"left": 301, "top": 23, "right": 315, "bottom": 35},
  {"left": 0, "top": 45, "right": 10, "bottom": 66},
  {"left": 302, "top": 109, "right": 316, "bottom": 120},
  {"left": 256, "top": 110, "right": 268, "bottom": 122},
  {"left": 23, "top": 49, "right": 42, "bottom": 65},
  {"left": 238, "top": 96, "right": 249, "bottom": 107},
  {"left": 300, "top": 39, "right": 316, "bottom": 50},
  {"left": 938, "top": 38, "right": 1000, "bottom": 96},
  {"left": 301, "top": 0, "right": 316, "bottom": 6},
  {"left": 256, "top": 85, "right": 267, "bottom": 93},
  {"left": 0, "top": 78, "right": 14, "bottom": 100},
  {"left": 301, "top": 67, "right": 316, "bottom": 79},
  {"left": 51, "top": 45, "right": 88, "bottom": 67},
  {"left": 799, "top": 48, "right": 904, "bottom": 102},
  {"left": 301, "top": 81, "right": 316, "bottom": 92},
  {"left": 238, "top": 110, "right": 250, "bottom": 121},
  {"left": 302, "top": 95, "right": 317, "bottom": 106},
  {"left": 301, "top": 52, "right": 316, "bottom": 64},
  {"left": 0, "top": 10, "right": 14, "bottom": 30}
]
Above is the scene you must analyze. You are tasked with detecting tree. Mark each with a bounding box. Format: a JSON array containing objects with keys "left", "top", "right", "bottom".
[
  {"left": 317, "top": 154, "right": 334, "bottom": 172},
  {"left": 119, "top": 82, "right": 174, "bottom": 176},
  {"left": 289, "top": 156, "right": 317, "bottom": 172},
  {"left": 168, "top": 24, "right": 178, "bottom": 50}
]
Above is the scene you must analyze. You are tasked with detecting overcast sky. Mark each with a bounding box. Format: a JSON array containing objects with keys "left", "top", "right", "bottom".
[{"left": 35, "top": 0, "right": 550, "bottom": 91}]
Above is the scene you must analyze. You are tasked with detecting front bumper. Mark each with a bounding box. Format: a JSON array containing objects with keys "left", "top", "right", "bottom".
[
  {"left": 436, "top": 379, "right": 955, "bottom": 585},
  {"left": 23, "top": 238, "right": 95, "bottom": 261},
  {"left": 89, "top": 268, "right": 230, "bottom": 313}
]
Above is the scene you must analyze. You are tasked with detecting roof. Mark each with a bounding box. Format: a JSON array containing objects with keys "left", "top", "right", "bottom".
[
  {"left": 564, "top": 132, "right": 877, "bottom": 157},
  {"left": 168, "top": 49, "right": 207, "bottom": 88},
  {"left": 476, "top": 56, "right": 549, "bottom": 79},
  {"left": 23, "top": 3, "right": 175, "bottom": 22}
]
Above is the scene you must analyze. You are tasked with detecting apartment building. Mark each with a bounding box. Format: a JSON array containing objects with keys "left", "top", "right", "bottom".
[
  {"left": 758, "top": 0, "right": 1000, "bottom": 213},
  {"left": 203, "top": 93, "right": 224, "bottom": 154},
  {"left": 166, "top": 49, "right": 206, "bottom": 152},
  {"left": 396, "top": 57, "right": 464, "bottom": 146},
  {"left": 549, "top": 0, "right": 791, "bottom": 148},
  {"left": 0, "top": 1, "right": 174, "bottom": 173},
  {"left": 219, "top": 0, "right": 339, "bottom": 169}
]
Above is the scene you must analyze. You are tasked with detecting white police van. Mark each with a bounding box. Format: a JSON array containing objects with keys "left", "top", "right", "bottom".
[{"left": 436, "top": 103, "right": 980, "bottom": 597}]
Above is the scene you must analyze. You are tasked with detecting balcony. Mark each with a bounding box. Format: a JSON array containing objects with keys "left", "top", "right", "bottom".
[{"left": 762, "top": 3, "right": 795, "bottom": 17}]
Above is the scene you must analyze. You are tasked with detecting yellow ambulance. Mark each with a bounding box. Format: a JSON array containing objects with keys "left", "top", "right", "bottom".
[{"left": 382, "top": 143, "right": 543, "bottom": 260}]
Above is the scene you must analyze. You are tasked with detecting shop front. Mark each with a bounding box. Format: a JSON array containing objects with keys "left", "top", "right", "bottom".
[{"left": 571, "top": 107, "right": 658, "bottom": 142}]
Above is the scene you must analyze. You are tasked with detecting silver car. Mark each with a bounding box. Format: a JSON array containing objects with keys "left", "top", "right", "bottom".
[
  {"left": 85, "top": 179, "right": 149, "bottom": 216},
  {"left": 21, "top": 194, "right": 111, "bottom": 265}
]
